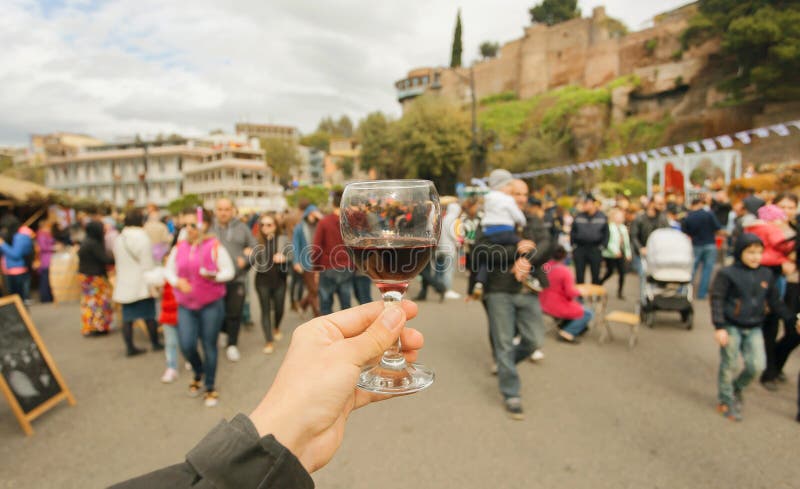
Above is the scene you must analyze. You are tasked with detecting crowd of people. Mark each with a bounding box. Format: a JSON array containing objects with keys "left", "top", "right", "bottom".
[
  {"left": 454, "top": 170, "right": 800, "bottom": 423},
  {"left": 2, "top": 173, "right": 799, "bottom": 423}
]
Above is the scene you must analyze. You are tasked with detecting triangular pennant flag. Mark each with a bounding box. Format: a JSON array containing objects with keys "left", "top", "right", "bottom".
[
  {"left": 787, "top": 120, "right": 800, "bottom": 131},
  {"left": 687, "top": 141, "right": 702, "bottom": 152},
  {"left": 648, "top": 150, "right": 660, "bottom": 159},
  {"left": 701, "top": 138, "right": 717, "bottom": 151},
  {"left": 734, "top": 131, "right": 751, "bottom": 144},
  {"left": 770, "top": 124, "right": 789, "bottom": 136},
  {"left": 715, "top": 135, "right": 734, "bottom": 148},
  {"left": 627, "top": 153, "right": 639, "bottom": 164},
  {"left": 620, "top": 156, "right": 629, "bottom": 166},
  {"left": 659, "top": 146, "right": 673, "bottom": 156},
  {"left": 672, "top": 144, "right": 685, "bottom": 155},
  {"left": 638, "top": 151, "right": 649, "bottom": 162},
  {"left": 751, "top": 127, "right": 770, "bottom": 138}
]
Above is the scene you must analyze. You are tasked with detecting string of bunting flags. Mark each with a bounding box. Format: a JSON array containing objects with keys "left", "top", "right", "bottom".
[{"left": 509, "top": 119, "right": 800, "bottom": 180}]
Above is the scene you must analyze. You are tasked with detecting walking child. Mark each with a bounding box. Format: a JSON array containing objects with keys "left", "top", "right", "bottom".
[{"left": 710, "top": 233, "right": 798, "bottom": 421}]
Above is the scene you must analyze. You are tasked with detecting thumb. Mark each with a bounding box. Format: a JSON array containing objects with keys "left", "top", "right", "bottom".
[{"left": 345, "top": 306, "right": 406, "bottom": 365}]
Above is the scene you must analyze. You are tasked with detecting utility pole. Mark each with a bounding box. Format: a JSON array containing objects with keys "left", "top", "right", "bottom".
[{"left": 469, "top": 65, "right": 479, "bottom": 179}]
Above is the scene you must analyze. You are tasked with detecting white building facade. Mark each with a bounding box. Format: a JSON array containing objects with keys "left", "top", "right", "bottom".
[{"left": 44, "top": 139, "right": 285, "bottom": 211}]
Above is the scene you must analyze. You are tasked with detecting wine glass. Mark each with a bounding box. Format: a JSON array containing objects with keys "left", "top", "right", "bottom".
[{"left": 340, "top": 180, "right": 441, "bottom": 394}]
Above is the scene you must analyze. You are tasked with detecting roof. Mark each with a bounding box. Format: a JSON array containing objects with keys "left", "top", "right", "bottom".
[{"left": 0, "top": 175, "right": 55, "bottom": 201}]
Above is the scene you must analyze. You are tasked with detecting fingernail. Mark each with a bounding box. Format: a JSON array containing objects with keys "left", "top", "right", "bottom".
[{"left": 381, "top": 307, "right": 404, "bottom": 330}]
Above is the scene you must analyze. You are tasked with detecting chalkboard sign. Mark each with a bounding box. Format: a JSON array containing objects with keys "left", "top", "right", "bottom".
[{"left": 0, "top": 295, "right": 75, "bottom": 435}]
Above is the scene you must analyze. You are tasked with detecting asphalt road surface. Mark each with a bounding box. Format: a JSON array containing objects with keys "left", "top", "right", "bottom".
[{"left": 1, "top": 273, "right": 798, "bottom": 489}]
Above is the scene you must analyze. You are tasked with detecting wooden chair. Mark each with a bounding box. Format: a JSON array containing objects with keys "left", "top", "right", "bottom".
[
  {"left": 575, "top": 283, "right": 608, "bottom": 331},
  {"left": 602, "top": 310, "right": 640, "bottom": 349}
]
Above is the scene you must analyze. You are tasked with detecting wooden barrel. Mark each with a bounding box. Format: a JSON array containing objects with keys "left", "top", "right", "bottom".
[{"left": 49, "top": 251, "right": 80, "bottom": 304}]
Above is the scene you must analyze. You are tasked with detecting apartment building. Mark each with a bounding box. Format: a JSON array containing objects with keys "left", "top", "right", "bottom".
[
  {"left": 235, "top": 122, "right": 299, "bottom": 142},
  {"left": 44, "top": 136, "right": 285, "bottom": 210}
]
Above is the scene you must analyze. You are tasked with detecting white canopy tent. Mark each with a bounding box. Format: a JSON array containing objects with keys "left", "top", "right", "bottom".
[{"left": 646, "top": 150, "right": 742, "bottom": 197}]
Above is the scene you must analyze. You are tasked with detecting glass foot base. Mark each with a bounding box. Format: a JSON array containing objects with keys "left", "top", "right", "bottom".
[{"left": 356, "top": 362, "right": 435, "bottom": 395}]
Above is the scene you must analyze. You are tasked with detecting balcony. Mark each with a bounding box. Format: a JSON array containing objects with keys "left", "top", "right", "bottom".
[{"left": 396, "top": 85, "right": 426, "bottom": 103}]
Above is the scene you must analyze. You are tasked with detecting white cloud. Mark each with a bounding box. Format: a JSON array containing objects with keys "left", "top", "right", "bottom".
[{"left": 0, "top": 0, "right": 689, "bottom": 145}]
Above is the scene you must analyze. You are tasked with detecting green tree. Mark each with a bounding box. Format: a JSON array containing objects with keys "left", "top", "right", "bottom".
[
  {"left": 339, "top": 157, "right": 355, "bottom": 179},
  {"left": 335, "top": 115, "right": 354, "bottom": 137},
  {"left": 285, "top": 185, "right": 331, "bottom": 208},
  {"left": 451, "top": 9, "right": 463, "bottom": 68},
  {"left": 299, "top": 131, "right": 331, "bottom": 152},
  {"left": 357, "top": 111, "right": 398, "bottom": 177},
  {"left": 261, "top": 138, "right": 302, "bottom": 184},
  {"left": 167, "top": 194, "right": 203, "bottom": 215},
  {"left": 393, "top": 96, "right": 471, "bottom": 193},
  {"left": 479, "top": 41, "right": 500, "bottom": 59},
  {"left": 529, "top": 0, "right": 580, "bottom": 26},
  {"left": 684, "top": 0, "right": 800, "bottom": 101}
]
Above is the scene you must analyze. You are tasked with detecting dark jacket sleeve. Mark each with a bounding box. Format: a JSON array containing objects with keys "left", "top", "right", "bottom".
[
  {"left": 709, "top": 269, "right": 730, "bottom": 329},
  {"left": 109, "top": 414, "right": 314, "bottom": 489},
  {"left": 766, "top": 279, "right": 796, "bottom": 326},
  {"left": 630, "top": 216, "right": 643, "bottom": 253},
  {"left": 600, "top": 215, "right": 610, "bottom": 248}
]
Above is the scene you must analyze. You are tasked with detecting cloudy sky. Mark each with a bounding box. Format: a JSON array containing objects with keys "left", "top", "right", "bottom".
[{"left": 1, "top": 0, "right": 689, "bottom": 145}]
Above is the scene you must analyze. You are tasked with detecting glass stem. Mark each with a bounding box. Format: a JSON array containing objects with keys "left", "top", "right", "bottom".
[{"left": 380, "top": 290, "right": 406, "bottom": 370}]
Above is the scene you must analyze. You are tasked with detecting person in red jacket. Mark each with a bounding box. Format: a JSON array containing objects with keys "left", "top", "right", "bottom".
[
  {"left": 539, "top": 245, "right": 593, "bottom": 344},
  {"left": 744, "top": 205, "right": 793, "bottom": 270},
  {"left": 312, "top": 191, "right": 354, "bottom": 315},
  {"left": 159, "top": 281, "right": 180, "bottom": 383}
]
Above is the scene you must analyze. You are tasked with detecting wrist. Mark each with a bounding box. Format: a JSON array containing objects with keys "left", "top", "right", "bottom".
[{"left": 249, "top": 402, "right": 308, "bottom": 466}]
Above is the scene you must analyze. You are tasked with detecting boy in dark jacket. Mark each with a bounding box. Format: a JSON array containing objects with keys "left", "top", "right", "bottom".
[{"left": 710, "top": 233, "right": 798, "bottom": 421}]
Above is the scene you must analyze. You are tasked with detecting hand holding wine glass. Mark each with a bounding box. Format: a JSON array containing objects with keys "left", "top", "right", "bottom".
[{"left": 340, "top": 180, "right": 441, "bottom": 394}]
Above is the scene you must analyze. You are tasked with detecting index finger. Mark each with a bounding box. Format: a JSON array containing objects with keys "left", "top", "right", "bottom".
[{"left": 320, "top": 300, "right": 418, "bottom": 338}]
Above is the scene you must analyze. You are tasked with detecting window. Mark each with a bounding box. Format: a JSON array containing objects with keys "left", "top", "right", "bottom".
[{"left": 158, "top": 158, "right": 165, "bottom": 173}]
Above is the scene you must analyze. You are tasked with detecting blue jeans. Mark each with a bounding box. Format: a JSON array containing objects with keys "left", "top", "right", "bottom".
[
  {"left": 562, "top": 306, "right": 593, "bottom": 337},
  {"left": 718, "top": 326, "right": 766, "bottom": 407},
  {"left": 5, "top": 272, "right": 31, "bottom": 302},
  {"left": 178, "top": 299, "right": 225, "bottom": 391},
  {"left": 319, "top": 269, "right": 354, "bottom": 315},
  {"left": 163, "top": 326, "right": 179, "bottom": 371},
  {"left": 353, "top": 274, "right": 373, "bottom": 304},
  {"left": 692, "top": 244, "right": 717, "bottom": 299},
  {"left": 485, "top": 292, "right": 546, "bottom": 399}
]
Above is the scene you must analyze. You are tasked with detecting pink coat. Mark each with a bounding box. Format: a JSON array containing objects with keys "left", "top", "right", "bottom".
[
  {"left": 744, "top": 221, "right": 792, "bottom": 267},
  {"left": 539, "top": 260, "right": 584, "bottom": 320},
  {"left": 172, "top": 237, "right": 226, "bottom": 310}
]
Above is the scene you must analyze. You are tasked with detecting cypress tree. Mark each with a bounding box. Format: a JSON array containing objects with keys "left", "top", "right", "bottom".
[{"left": 450, "top": 9, "right": 463, "bottom": 68}]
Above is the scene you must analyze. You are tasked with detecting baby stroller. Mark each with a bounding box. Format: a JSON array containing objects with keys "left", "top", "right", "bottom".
[{"left": 639, "top": 228, "right": 694, "bottom": 329}]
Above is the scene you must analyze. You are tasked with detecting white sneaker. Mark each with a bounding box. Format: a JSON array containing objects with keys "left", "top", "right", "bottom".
[
  {"left": 444, "top": 290, "right": 461, "bottom": 300},
  {"left": 226, "top": 345, "right": 240, "bottom": 362},
  {"left": 204, "top": 390, "right": 219, "bottom": 407},
  {"left": 160, "top": 368, "right": 179, "bottom": 384},
  {"left": 184, "top": 361, "right": 192, "bottom": 371},
  {"left": 218, "top": 332, "right": 228, "bottom": 349},
  {"left": 530, "top": 349, "right": 545, "bottom": 362}
]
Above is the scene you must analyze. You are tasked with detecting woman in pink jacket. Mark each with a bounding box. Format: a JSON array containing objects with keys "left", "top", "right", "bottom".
[
  {"left": 539, "top": 245, "right": 593, "bottom": 344},
  {"left": 165, "top": 207, "right": 234, "bottom": 407}
]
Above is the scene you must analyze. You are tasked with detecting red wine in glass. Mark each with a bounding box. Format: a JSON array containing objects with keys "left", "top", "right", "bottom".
[
  {"left": 340, "top": 179, "right": 441, "bottom": 395},
  {"left": 349, "top": 238, "right": 435, "bottom": 295}
]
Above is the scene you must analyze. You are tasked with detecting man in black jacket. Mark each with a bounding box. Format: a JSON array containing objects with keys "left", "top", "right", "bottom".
[
  {"left": 570, "top": 194, "right": 609, "bottom": 284},
  {"left": 710, "top": 233, "right": 797, "bottom": 422},
  {"left": 473, "top": 179, "right": 547, "bottom": 420},
  {"left": 630, "top": 194, "right": 668, "bottom": 261}
]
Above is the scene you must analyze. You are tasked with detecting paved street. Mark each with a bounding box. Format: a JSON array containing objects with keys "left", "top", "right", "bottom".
[{"left": 1, "top": 273, "right": 798, "bottom": 489}]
